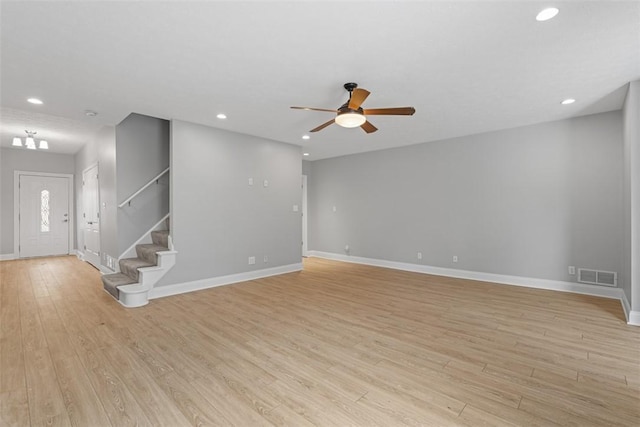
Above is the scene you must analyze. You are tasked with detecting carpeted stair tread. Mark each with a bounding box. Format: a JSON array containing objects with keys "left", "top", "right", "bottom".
[
  {"left": 136, "top": 244, "right": 168, "bottom": 264},
  {"left": 119, "top": 257, "right": 155, "bottom": 282},
  {"left": 151, "top": 230, "right": 169, "bottom": 248},
  {"left": 102, "top": 229, "right": 171, "bottom": 303},
  {"left": 102, "top": 273, "right": 137, "bottom": 299}
]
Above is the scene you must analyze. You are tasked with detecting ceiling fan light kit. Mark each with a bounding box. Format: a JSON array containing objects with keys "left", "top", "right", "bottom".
[
  {"left": 291, "top": 82, "right": 415, "bottom": 134},
  {"left": 335, "top": 111, "right": 366, "bottom": 128}
]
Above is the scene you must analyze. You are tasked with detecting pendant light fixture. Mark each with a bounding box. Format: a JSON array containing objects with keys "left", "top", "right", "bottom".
[{"left": 12, "top": 130, "right": 48, "bottom": 150}]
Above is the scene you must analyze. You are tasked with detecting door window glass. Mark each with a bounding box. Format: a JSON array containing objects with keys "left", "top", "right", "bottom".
[{"left": 41, "top": 190, "right": 50, "bottom": 232}]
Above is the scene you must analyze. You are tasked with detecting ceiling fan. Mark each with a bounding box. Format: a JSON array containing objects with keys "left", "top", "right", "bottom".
[{"left": 291, "top": 82, "right": 416, "bottom": 134}]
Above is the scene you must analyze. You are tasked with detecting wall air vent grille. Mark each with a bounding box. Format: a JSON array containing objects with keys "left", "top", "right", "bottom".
[{"left": 577, "top": 268, "right": 617, "bottom": 287}]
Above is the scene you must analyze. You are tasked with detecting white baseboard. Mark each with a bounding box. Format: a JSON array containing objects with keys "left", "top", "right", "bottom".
[
  {"left": 76, "top": 250, "right": 114, "bottom": 274},
  {"left": 0, "top": 253, "right": 16, "bottom": 261},
  {"left": 148, "top": 262, "right": 303, "bottom": 300},
  {"left": 2, "top": 251, "right": 80, "bottom": 262},
  {"left": 620, "top": 291, "right": 632, "bottom": 322},
  {"left": 309, "top": 251, "right": 634, "bottom": 322}
]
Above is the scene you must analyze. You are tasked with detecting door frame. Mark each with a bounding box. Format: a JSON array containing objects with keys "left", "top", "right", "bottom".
[
  {"left": 302, "top": 174, "right": 308, "bottom": 257},
  {"left": 14, "top": 171, "right": 74, "bottom": 258},
  {"left": 81, "top": 162, "right": 101, "bottom": 268}
]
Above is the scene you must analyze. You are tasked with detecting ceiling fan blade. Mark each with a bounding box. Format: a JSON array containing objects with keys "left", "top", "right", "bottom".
[
  {"left": 361, "top": 121, "right": 378, "bottom": 134},
  {"left": 291, "top": 106, "right": 337, "bottom": 113},
  {"left": 310, "top": 118, "right": 336, "bottom": 133},
  {"left": 348, "top": 88, "right": 371, "bottom": 110},
  {"left": 363, "top": 107, "right": 416, "bottom": 116}
]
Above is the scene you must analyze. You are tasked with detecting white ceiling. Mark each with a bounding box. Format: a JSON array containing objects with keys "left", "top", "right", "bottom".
[{"left": 1, "top": 1, "right": 638, "bottom": 160}]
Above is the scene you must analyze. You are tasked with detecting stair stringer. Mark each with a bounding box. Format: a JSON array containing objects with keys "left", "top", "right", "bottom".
[
  {"left": 116, "top": 249, "right": 177, "bottom": 308},
  {"left": 119, "top": 213, "right": 171, "bottom": 261}
]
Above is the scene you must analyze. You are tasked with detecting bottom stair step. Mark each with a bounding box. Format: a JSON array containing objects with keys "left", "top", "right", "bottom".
[
  {"left": 102, "top": 273, "right": 137, "bottom": 299},
  {"left": 120, "top": 257, "right": 154, "bottom": 282}
]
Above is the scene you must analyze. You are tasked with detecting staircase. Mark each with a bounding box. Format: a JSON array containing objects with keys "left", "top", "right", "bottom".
[{"left": 102, "top": 229, "right": 176, "bottom": 308}]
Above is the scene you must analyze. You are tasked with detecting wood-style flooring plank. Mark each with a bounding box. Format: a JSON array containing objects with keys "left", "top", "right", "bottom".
[{"left": 1, "top": 256, "right": 638, "bottom": 426}]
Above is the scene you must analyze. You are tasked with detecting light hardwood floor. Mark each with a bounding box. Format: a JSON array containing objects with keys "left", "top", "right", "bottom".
[{"left": 1, "top": 256, "right": 639, "bottom": 426}]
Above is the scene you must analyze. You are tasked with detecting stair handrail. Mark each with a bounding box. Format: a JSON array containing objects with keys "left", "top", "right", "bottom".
[{"left": 118, "top": 167, "right": 170, "bottom": 208}]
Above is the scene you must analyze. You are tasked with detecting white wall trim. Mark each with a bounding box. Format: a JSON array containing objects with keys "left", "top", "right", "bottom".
[
  {"left": 75, "top": 249, "right": 111, "bottom": 274},
  {"left": 148, "top": 262, "right": 303, "bottom": 300},
  {"left": 309, "top": 251, "right": 633, "bottom": 319},
  {"left": 14, "top": 170, "right": 75, "bottom": 258},
  {"left": 620, "top": 290, "right": 632, "bottom": 322},
  {"left": 0, "top": 253, "right": 16, "bottom": 261},
  {"left": 629, "top": 311, "right": 640, "bottom": 326}
]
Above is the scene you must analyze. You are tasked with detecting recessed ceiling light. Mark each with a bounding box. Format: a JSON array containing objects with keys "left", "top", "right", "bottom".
[
  {"left": 27, "top": 98, "right": 43, "bottom": 105},
  {"left": 536, "top": 7, "right": 559, "bottom": 21},
  {"left": 85, "top": 110, "right": 98, "bottom": 117},
  {"left": 216, "top": 113, "right": 227, "bottom": 119},
  {"left": 561, "top": 98, "right": 576, "bottom": 105},
  {"left": 302, "top": 135, "right": 310, "bottom": 140},
  {"left": 303, "top": 153, "right": 310, "bottom": 156}
]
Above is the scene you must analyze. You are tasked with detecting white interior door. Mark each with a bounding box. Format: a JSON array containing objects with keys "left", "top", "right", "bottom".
[
  {"left": 19, "top": 175, "right": 70, "bottom": 257},
  {"left": 82, "top": 164, "right": 101, "bottom": 268},
  {"left": 302, "top": 174, "right": 308, "bottom": 257}
]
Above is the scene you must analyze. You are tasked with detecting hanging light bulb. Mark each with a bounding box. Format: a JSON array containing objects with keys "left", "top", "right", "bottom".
[{"left": 18, "top": 130, "right": 50, "bottom": 150}]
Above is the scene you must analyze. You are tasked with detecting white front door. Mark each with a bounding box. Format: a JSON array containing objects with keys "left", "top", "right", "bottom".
[
  {"left": 82, "top": 164, "right": 101, "bottom": 268},
  {"left": 19, "top": 175, "right": 70, "bottom": 258}
]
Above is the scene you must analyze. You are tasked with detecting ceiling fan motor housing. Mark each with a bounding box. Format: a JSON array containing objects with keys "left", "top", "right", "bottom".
[{"left": 344, "top": 82, "right": 359, "bottom": 92}]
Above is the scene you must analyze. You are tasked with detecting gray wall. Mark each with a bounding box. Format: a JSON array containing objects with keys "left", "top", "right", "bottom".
[
  {"left": 302, "top": 159, "right": 312, "bottom": 176},
  {"left": 116, "top": 113, "right": 170, "bottom": 254},
  {"left": 308, "top": 111, "right": 624, "bottom": 284},
  {"left": 623, "top": 81, "right": 640, "bottom": 310},
  {"left": 1, "top": 148, "right": 75, "bottom": 256},
  {"left": 159, "top": 120, "right": 302, "bottom": 286}
]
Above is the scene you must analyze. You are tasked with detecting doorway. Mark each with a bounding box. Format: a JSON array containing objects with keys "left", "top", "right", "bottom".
[
  {"left": 82, "top": 164, "right": 101, "bottom": 269},
  {"left": 16, "top": 172, "right": 73, "bottom": 258},
  {"left": 302, "top": 174, "right": 308, "bottom": 257}
]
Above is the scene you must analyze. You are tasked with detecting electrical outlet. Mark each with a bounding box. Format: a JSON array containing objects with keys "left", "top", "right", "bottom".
[
  {"left": 248, "top": 256, "right": 256, "bottom": 265},
  {"left": 568, "top": 266, "right": 576, "bottom": 275},
  {"left": 417, "top": 252, "right": 422, "bottom": 260},
  {"left": 453, "top": 255, "right": 458, "bottom": 263},
  {"left": 248, "top": 177, "right": 253, "bottom": 186},
  {"left": 263, "top": 255, "right": 268, "bottom": 263}
]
